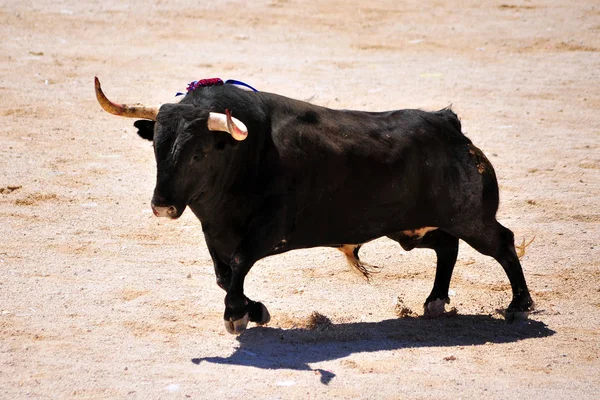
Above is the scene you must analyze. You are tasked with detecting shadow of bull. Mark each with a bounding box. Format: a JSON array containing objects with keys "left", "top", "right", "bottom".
[{"left": 192, "top": 315, "right": 554, "bottom": 384}]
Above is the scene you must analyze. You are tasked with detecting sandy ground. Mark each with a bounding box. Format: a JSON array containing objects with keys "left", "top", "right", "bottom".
[{"left": 1, "top": 0, "right": 599, "bottom": 398}]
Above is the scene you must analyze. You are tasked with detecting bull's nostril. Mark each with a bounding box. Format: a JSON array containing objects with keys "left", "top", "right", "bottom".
[{"left": 150, "top": 202, "right": 178, "bottom": 219}]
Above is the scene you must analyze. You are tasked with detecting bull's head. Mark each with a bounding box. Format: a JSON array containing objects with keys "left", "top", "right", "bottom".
[{"left": 94, "top": 77, "right": 248, "bottom": 219}]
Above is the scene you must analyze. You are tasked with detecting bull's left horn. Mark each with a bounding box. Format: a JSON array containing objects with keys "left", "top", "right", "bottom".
[
  {"left": 207, "top": 109, "right": 248, "bottom": 141},
  {"left": 94, "top": 77, "right": 160, "bottom": 120}
]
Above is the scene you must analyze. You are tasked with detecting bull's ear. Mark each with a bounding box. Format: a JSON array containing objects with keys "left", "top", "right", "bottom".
[{"left": 133, "top": 120, "right": 155, "bottom": 141}]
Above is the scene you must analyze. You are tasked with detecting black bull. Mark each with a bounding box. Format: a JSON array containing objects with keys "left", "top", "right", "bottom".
[{"left": 95, "top": 78, "right": 534, "bottom": 334}]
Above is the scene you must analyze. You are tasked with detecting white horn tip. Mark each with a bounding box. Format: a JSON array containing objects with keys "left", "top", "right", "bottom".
[{"left": 208, "top": 111, "right": 248, "bottom": 141}]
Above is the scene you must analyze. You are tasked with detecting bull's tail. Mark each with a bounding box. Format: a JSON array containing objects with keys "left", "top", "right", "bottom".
[
  {"left": 516, "top": 236, "right": 536, "bottom": 259},
  {"left": 337, "top": 244, "right": 381, "bottom": 282}
]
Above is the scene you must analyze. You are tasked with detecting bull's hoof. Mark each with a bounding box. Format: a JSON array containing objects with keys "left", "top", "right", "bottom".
[
  {"left": 424, "top": 298, "right": 446, "bottom": 317},
  {"left": 224, "top": 313, "right": 249, "bottom": 335},
  {"left": 423, "top": 298, "right": 456, "bottom": 318},
  {"left": 247, "top": 301, "right": 270, "bottom": 325},
  {"left": 255, "top": 303, "right": 270, "bottom": 325},
  {"left": 504, "top": 294, "right": 535, "bottom": 323},
  {"left": 504, "top": 310, "right": 530, "bottom": 323}
]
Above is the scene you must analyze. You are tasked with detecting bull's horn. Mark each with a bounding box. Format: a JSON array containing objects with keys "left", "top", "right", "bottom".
[
  {"left": 94, "top": 77, "right": 160, "bottom": 120},
  {"left": 207, "top": 109, "right": 248, "bottom": 141}
]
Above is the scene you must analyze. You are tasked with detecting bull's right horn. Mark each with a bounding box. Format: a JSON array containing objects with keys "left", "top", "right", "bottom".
[
  {"left": 94, "top": 77, "right": 160, "bottom": 120},
  {"left": 207, "top": 109, "right": 248, "bottom": 141}
]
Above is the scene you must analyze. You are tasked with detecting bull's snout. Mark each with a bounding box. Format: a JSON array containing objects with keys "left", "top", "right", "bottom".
[{"left": 151, "top": 203, "right": 179, "bottom": 219}]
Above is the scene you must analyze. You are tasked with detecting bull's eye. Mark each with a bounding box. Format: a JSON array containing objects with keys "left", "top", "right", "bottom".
[{"left": 192, "top": 153, "right": 206, "bottom": 162}]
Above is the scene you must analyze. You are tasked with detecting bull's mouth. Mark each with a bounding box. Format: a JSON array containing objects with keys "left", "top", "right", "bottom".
[{"left": 151, "top": 204, "right": 186, "bottom": 219}]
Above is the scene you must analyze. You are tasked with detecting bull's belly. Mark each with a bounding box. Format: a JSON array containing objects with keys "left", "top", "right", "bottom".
[{"left": 287, "top": 202, "right": 436, "bottom": 247}]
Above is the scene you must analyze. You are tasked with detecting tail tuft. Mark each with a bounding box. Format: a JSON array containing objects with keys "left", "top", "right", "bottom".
[
  {"left": 516, "top": 236, "right": 536, "bottom": 259},
  {"left": 337, "top": 245, "right": 381, "bottom": 282}
]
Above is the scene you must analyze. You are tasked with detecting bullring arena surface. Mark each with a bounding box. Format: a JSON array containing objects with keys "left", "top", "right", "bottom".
[{"left": 1, "top": 0, "right": 599, "bottom": 398}]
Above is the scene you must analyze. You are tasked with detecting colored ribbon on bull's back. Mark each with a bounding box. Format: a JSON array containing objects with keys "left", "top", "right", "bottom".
[{"left": 176, "top": 78, "right": 258, "bottom": 96}]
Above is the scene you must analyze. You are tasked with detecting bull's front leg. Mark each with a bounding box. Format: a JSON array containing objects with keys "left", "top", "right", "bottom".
[
  {"left": 224, "top": 249, "right": 274, "bottom": 335},
  {"left": 207, "top": 243, "right": 270, "bottom": 331},
  {"left": 223, "top": 198, "right": 287, "bottom": 334},
  {"left": 223, "top": 258, "right": 271, "bottom": 334}
]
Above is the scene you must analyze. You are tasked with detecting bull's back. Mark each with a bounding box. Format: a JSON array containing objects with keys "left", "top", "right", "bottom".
[{"left": 274, "top": 107, "right": 484, "bottom": 246}]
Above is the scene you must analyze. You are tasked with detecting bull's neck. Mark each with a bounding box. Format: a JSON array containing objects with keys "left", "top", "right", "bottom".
[{"left": 188, "top": 143, "right": 264, "bottom": 223}]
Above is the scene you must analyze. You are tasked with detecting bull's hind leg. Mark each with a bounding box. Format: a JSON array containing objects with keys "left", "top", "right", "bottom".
[
  {"left": 450, "top": 220, "right": 534, "bottom": 321},
  {"left": 417, "top": 230, "right": 460, "bottom": 317},
  {"left": 387, "top": 229, "right": 459, "bottom": 317}
]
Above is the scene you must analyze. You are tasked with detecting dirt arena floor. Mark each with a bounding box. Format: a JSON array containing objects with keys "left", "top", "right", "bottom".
[{"left": 1, "top": 0, "right": 599, "bottom": 398}]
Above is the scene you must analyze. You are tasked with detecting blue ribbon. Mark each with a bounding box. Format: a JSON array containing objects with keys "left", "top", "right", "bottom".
[{"left": 224, "top": 79, "right": 259, "bottom": 92}]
